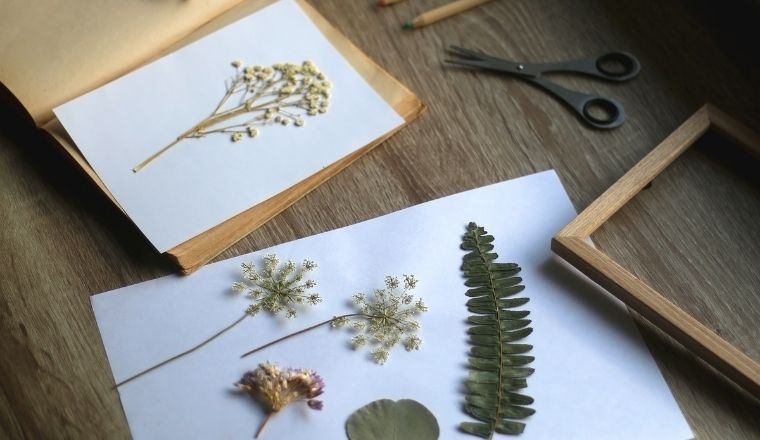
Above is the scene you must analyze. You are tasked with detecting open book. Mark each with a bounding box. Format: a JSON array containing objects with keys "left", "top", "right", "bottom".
[{"left": 0, "top": 0, "right": 424, "bottom": 274}]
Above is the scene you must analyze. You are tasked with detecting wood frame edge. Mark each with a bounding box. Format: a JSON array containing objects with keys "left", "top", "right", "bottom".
[
  {"left": 552, "top": 104, "right": 760, "bottom": 398},
  {"left": 558, "top": 105, "right": 711, "bottom": 238}
]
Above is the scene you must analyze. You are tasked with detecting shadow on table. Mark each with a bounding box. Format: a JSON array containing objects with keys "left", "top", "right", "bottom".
[{"left": 0, "top": 84, "right": 172, "bottom": 278}]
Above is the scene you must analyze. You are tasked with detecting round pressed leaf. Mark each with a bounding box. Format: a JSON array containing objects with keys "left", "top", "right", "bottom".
[{"left": 345, "top": 399, "right": 439, "bottom": 440}]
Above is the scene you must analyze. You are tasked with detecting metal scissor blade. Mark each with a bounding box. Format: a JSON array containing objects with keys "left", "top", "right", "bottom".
[
  {"left": 445, "top": 46, "right": 535, "bottom": 77},
  {"left": 445, "top": 46, "right": 494, "bottom": 69},
  {"left": 446, "top": 45, "right": 488, "bottom": 60},
  {"left": 444, "top": 57, "right": 493, "bottom": 70}
]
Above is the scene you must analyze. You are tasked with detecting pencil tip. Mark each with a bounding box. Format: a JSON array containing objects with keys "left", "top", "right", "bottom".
[{"left": 402, "top": 21, "right": 414, "bottom": 30}]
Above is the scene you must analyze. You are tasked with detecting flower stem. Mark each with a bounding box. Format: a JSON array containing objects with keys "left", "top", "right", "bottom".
[
  {"left": 213, "top": 77, "right": 243, "bottom": 114},
  {"left": 240, "top": 313, "right": 363, "bottom": 358},
  {"left": 255, "top": 411, "right": 276, "bottom": 438},
  {"left": 132, "top": 105, "right": 250, "bottom": 172},
  {"left": 115, "top": 314, "right": 248, "bottom": 387}
]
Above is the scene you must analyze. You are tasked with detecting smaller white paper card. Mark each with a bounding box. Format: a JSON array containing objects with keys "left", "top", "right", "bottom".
[{"left": 54, "top": 0, "right": 404, "bottom": 251}]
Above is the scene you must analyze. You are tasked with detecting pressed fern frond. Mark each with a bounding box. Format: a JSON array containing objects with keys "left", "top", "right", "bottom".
[{"left": 459, "top": 222, "right": 535, "bottom": 439}]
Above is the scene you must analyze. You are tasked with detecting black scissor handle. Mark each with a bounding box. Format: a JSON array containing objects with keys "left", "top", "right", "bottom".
[
  {"left": 593, "top": 52, "right": 640, "bottom": 81},
  {"left": 540, "top": 51, "right": 640, "bottom": 82},
  {"left": 530, "top": 76, "right": 626, "bottom": 129},
  {"left": 579, "top": 96, "right": 626, "bottom": 129}
]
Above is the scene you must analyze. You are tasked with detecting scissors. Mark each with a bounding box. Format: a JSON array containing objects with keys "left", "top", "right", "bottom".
[{"left": 445, "top": 46, "right": 641, "bottom": 129}]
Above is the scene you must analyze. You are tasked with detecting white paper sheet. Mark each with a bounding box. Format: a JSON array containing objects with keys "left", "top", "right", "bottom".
[
  {"left": 91, "top": 170, "right": 693, "bottom": 439},
  {"left": 53, "top": 0, "right": 404, "bottom": 252}
]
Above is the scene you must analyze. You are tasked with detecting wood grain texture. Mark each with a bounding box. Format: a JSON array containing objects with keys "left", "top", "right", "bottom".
[
  {"left": 1, "top": 0, "right": 759, "bottom": 438},
  {"left": 553, "top": 105, "right": 760, "bottom": 397}
]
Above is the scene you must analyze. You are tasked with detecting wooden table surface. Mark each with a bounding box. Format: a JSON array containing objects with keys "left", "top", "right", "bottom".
[{"left": 1, "top": 0, "right": 759, "bottom": 438}]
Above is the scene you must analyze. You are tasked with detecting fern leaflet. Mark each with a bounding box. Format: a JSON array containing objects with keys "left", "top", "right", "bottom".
[{"left": 459, "top": 222, "right": 535, "bottom": 438}]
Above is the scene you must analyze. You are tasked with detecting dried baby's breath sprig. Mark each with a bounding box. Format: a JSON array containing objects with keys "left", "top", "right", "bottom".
[
  {"left": 236, "top": 362, "right": 325, "bottom": 438},
  {"left": 240, "top": 275, "right": 427, "bottom": 365},
  {"left": 133, "top": 60, "right": 332, "bottom": 172},
  {"left": 114, "top": 254, "right": 319, "bottom": 388}
]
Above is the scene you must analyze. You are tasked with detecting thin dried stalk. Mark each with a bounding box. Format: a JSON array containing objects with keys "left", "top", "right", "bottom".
[{"left": 133, "top": 60, "right": 331, "bottom": 172}]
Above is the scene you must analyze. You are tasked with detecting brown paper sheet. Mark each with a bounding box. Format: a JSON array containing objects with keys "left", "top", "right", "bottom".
[{"left": 0, "top": 0, "right": 245, "bottom": 124}]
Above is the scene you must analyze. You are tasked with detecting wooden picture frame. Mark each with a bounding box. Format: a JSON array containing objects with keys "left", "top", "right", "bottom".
[{"left": 551, "top": 104, "right": 760, "bottom": 398}]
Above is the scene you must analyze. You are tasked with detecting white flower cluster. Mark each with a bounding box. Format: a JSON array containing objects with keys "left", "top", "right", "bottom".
[
  {"left": 332, "top": 275, "right": 426, "bottom": 365},
  {"left": 211, "top": 60, "right": 332, "bottom": 143},
  {"left": 232, "top": 254, "right": 321, "bottom": 318}
]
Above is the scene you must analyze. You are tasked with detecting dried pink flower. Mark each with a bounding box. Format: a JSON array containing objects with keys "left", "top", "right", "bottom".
[{"left": 236, "top": 362, "right": 324, "bottom": 438}]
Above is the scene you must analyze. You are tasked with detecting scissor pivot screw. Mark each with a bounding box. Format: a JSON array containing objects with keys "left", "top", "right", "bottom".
[{"left": 517, "top": 64, "right": 525, "bottom": 70}]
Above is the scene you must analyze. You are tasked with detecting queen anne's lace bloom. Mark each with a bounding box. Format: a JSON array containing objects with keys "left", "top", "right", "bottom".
[
  {"left": 240, "top": 274, "right": 427, "bottom": 365},
  {"left": 115, "top": 254, "right": 322, "bottom": 391},
  {"left": 331, "top": 275, "right": 427, "bottom": 364},
  {"left": 232, "top": 255, "right": 321, "bottom": 318}
]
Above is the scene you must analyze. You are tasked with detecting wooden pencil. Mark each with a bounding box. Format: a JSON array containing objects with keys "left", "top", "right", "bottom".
[
  {"left": 402, "top": 0, "right": 494, "bottom": 29},
  {"left": 379, "top": 0, "right": 406, "bottom": 6}
]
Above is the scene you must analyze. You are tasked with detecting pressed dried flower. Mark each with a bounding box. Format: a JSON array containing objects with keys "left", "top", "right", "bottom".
[
  {"left": 133, "top": 59, "right": 332, "bottom": 172},
  {"left": 237, "top": 362, "right": 325, "bottom": 438},
  {"left": 232, "top": 254, "right": 321, "bottom": 318},
  {"left": 241, "top": 275, "right": 427, "bottom": 365},
  {"left": 116, "top": 254, "right": 318, "bottom": 388},
  {"left": 331, "top": 275, "right": 425, "bottom": 364}
]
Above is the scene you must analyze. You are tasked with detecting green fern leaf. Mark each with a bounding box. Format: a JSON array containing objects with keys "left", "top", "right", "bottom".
[{"left": 459, "top": 222, "right": 535, "bottom": 438}]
